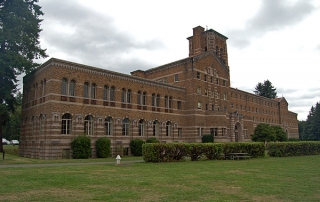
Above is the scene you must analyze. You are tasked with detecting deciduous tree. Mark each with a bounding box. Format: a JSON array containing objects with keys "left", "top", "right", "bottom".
[{"left": 0, "top": 0, "right": 47, "bottom": 156}]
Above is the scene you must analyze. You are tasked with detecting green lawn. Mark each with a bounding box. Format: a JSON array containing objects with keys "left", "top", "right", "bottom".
[{"left": 1, "top": 146, "right": 320, "bottom": 201}]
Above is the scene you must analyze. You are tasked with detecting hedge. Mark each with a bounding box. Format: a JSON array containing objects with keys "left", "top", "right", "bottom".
[
  {"left": 71, "top": 135, "right": 92, "bottom": 159},
  {"left": 268, "top": 141, "right": 320, "bottom": 157},
  {"left": 142, "top": 142, "right": 265, "bottom": 162}
]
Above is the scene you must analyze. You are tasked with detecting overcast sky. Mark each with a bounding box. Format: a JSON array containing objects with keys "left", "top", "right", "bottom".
[{"left": 35, "top": 0, "right": 320, "bottom": 121}]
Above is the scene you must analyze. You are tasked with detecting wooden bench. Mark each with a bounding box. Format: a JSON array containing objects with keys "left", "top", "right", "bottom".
[{"left": 229, "top": 153, "right": 251, "bottom": 160}]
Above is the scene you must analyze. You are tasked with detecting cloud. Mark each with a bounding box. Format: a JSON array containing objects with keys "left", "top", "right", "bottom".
[
  {"left": 39, "top": 0, "right": 164, "bottom": 72},
  {"left": 227, "top": 0, "right": 316, "bottom": 48}
]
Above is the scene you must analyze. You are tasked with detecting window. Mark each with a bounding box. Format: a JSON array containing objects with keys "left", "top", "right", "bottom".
[
  {"left": 198, "top": 128, "right": 204, "bottom": 136},
  {"left": 138, "top": 119, "right": 145, "bottom": 136},
  {"left": 156, "top": 94, "right": 160, "bottom": 107},
  {"left": 212, "top": 105, "right": 214, "bottom": 111},
  {"left": 210, "top": 76, "right": 213, "bottom": 83},
  {"left": 169, "top": 96, "right": 172, "bottom": 108},
  {"left": 39, "top": 114, "right": 44, "bottom": 136},
  {"left": 165, "top": 96, "right": 168, "bottom": 108},
  {"left": 198, "top": 102, "right": 202, "bottom": 109},
  {"left": 91, "top": 83, "right": 96, "bottom": 99},
  {"left": 197, "top": 87, "right": 201, "bottom": 95},
  {"left": 61, "top": 113, "right": 72, "bottom": 134},
  {"left": 224, "top": 93, "right": 227, "bottom": 100},
  {"left": 142, "top": 92, "right": 146, "bottom": 105},
  {"left": 110, "top": 86, "right": 115, "bottom": 101},
  {"left": 104, "top": 86, "right": 109, "bottom": 100},
  {"left": 121, "top": 88, "right": 126, "bottom": 103},
  {"left": 84, "top": 115, "right": 94, "bottom": 135},
  {"left": 222, "top": 128, "right": 226, "bottom": 136},
  {"left": 105, "top": 116, "right": 113, "bottom": 136},
  {"left": 204, "top": 75, "right": 207, "bottom": 81},
  {"left": 205, "top": 104, "right": 208, "bottom": 110},
  {"left": 42, "top": 79, "right": 46, "bottom": 97},
  {"left": 177, "top": 101, "right": 181, "bottom": 109},
  {"left": 178, "top": 128, "right": 182, "bottom": 137},
  {"left": 197, "top": 72, "right": 201, "bottom": 79},
  {"left": 127, "top": 90, "right": 132, "bottom": 103},
  {"left": 84, "top": 82, "right": 89, "bottom": 98},
  {"left": 223, "top": 80, "right": 226, "bottom": 86},
  {"left": 153, "top": 120, "right": 159, "bottom": 136},
  {"left": 122, "top": 118, "right": 130, "bottom": 136},
  {"left": 205, "top": 89, "right": 208, "bottom": 96},
  {"left": 152, "top": 93, "right": 156, "bottom": 106},
  {"left": 174, "top": 74, "right": 179, "bottom": 82},
  {"left": 137, "top": 91, "right": 142, "bottom": 105},
  {"left": 69, "top": 80, "right": 75, "bottom": 96},
  {"left": 210, "top": 128, "right": 218, "bottom": 136},
  {"left": 61, "top": 78, "right": 67, "bottom": 95},
  {"left": 166, "top": 121, "right": 171, "bottom": 136},
  {"left": 163, "top": 77, "right": 167, "bottom": 83}
]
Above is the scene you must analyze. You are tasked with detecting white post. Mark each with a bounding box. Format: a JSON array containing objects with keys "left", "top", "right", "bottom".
[{"left": 116, "top": 155, "right": 121, "bottom": 165}]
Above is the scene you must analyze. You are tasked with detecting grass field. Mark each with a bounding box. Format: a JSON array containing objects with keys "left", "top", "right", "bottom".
[{"left": 1, "top": 146, "right": 320, "bottom": 202}]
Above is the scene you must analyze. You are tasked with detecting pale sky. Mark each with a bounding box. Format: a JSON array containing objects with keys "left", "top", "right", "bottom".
[{"left": 35, "top": 0, "right": 320, "bottom": 121}]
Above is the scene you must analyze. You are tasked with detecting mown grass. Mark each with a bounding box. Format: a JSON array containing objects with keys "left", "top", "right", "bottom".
[{"left": 1, "top": 146, "right": 320, "bottom": 201}]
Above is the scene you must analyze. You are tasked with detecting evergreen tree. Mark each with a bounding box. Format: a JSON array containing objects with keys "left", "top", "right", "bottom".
[
  {"left": 254, "top": 80, "right": 277, "bottom": 98},
  {"left": 302, "top": 102, "right": 320, "bottom": 140},
  {"left": 0, "top": 0, "right": 47, "bottom": 155}
]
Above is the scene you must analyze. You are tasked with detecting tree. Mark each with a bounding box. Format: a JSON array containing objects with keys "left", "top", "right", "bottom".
[
  {"left": 254, "top": 80, "right": 277, "bottom": 99},
  {"left": 0, "top": 0, "right": 47, "bottom": 156},
  {"left": 251, "top": 123, "right": 276, "bottom": 142},
  {"left": 271, "top": 125, "right": 288, "bottom": 142},
  {"left": 301, "top": 102, "right": 320, "bottom": 140}
]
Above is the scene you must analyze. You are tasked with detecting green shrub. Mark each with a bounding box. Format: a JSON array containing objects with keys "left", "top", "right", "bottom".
[
  {"left": 96, "top": 137, "right": 111, "bottom": 158},
  {"left": 130, "top": 139, "right": 145, "bottom": 156},
  {"left": 71, "top": 135, "right": 91, "bottom": 159},
  {"left": 202, "top": 134, "right": 214, "bottom": 143},
  {"left": 268, "top": 142, "right": 320, "bottom": 157},
  {"left": 146, "top": 137, "right": 160, "bottom": 143},
  {"left": 142, "top": 142, "right": 265, "bottom": 162}
]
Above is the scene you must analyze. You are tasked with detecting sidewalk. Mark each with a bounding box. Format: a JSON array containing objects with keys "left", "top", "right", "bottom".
[{"left": 0, "top": 159, "right": 144, "bottom": 168}]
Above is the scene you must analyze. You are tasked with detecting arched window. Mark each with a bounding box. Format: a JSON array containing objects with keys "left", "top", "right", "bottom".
[
  {"left": 122, "top": 118, "right": 130, "bottom": 136},
  {"left": 84, "top": 82, "right": 89, "bottom": 98},
  {"left": 91, "top": 83, "right": 96, "bottom": 99},
  {"left": 139, "top": 119, "right": 145, "bottom": 136},
  {"left": 105, "top": 116, "right": 113, "bottom": 136},
  {"left": 61, "top": 78, "right": 67, "bottom": 95},
  {"left": 153, "top": 120, "right": 159, "bottom": 136},
  {"left": 166, "top": 121, "right": 171, "bottom": 136},
  {"left": 69, "top": 80, "right": 76, "bottom": 96},
  {"left": 110, "top": 86, "right": 115, "bottom": 101},
  {"left": 104, "top": 85, "right": 109, "bottom": 100},
  {"left": 84, "top": 115, "right": 94, "bottom": 135},
  {"left": 61, "top": 113, "right": 72, "bottom": 135}
]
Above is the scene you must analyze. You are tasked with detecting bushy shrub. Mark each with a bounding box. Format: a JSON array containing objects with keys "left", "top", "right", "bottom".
[
  {"left": 268, "top": 142, "right": 320, "bottom": 157},
  {"left": 202, "top": 134, "right": 214, "bottom": 143},
  {"left": 142, "top": 142, "right": 265, "bottom": 162},
  {"left": 71, "top": 135, "right": 91, "bottom": 159},
  {"left": 130, "top": 139, "right": 145, "bottom": 156},
  {"left": 96, "top": 137, "right": 111, "bottom": 158},
  {"left": 146, "top": 137, "right": 160, "bottom": 143}
]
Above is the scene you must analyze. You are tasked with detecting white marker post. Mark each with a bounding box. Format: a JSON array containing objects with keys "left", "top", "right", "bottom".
[{"left": 116, "top": 155, "right": 121, "bottom": 165}]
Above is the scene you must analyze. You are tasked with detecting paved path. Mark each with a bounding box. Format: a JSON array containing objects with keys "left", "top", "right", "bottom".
[{"left": 0, "top": 160, "right": 144, "bottom": 168}]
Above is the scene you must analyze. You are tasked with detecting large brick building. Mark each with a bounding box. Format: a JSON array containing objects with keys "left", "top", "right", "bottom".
[{"left": 19, "top": 26, "right": 299, "bottom": 159}]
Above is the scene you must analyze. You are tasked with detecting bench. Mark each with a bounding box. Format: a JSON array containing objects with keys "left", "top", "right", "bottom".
[{"left": 229, "top": 153, "right": 251, "bottom": 160}]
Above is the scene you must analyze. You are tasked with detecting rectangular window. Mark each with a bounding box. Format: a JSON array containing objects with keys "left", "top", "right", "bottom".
[
  {"left": 163, "top": 77, "right": 167, "bottom": 83},
  {"left": 197, "top": 87, "right": 201, "bottom": 95},
  {"left": 210, "top": 76, "right": 213, "bottom": 83},
  {"left": 178, "top": 128, "right": 182, "bottom": 137},
  {"left": 212, "top": 105, "right": 214, "bottom": 111},
  {"left": 205, "top": 104, "right": 208, "bottom": 110},
  {"left": 224, "top": 93, "right": 227, "bottom": 100},
  {"left": 174, "top": 74, "right": 179, "bottom": 82},
  {"left": 210, "top": 128, "right": 218, "bottom": 136},
  {"left": 198, "top": 102, "right": 202, "bottom": 109},
  {"left": 216, "top": 78, "right": 219, "bottom": 85},
  {"left": 177, "top": 101, "right": 181, "bottom": 109},
  {"left": 223, "top": 80, "right": 226, "bottom": 86},
  {"left": 222, "top": 128, "right": 226, "bottom": 136},
  {"left": 204, "top": 75, "right": 207, "bottom": 81},
  {"left": 197, "top": 72, "right": 201, "bottom": 79}
]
